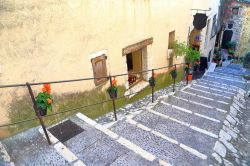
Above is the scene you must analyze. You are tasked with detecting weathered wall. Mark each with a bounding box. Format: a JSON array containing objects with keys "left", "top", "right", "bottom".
[
  {"left": 0, "top": 0, "right": 193, "bottom": 87},
  {"left": 237, "top": 5, "right": 250, "bottom": 56},
  {"left": 221, "top": 0, "right": 250, "bottom": 57},
  {"left": 0, "top": 0, "right": 195, "bottom": 125}
]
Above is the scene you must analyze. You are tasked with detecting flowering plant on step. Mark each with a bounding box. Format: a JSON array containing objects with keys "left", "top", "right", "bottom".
[
  {"left": 35, "top": 84, "right": 53, "bottom": 116},
  {"left": 107, "top": 77, "right": 118, "bottom": 99}
]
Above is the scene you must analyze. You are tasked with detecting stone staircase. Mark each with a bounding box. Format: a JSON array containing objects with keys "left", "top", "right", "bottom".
[{"left": 1, "top": 65, "right": 248, "bottom": 166}]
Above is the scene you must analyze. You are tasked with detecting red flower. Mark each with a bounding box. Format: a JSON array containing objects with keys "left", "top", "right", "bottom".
[
  {"left": 42, "top": 84, "right": 51, "bottom": 94},
  {"left": 47, "top": 98, "right": 52, "bottom": 104},
  {"left": 112, "top": 77, "right": 117, "bottom": 86}
]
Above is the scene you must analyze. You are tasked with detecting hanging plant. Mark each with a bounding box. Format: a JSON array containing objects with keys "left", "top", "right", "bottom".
[
  {"left": 149, "top": 77, "right": 156, "bottom": 87},
  {"left": 35, "top": 84, "right": 53, "bottom": 116},
  {"left": 184, "top": 64, "right": 190, "bottom": 74},
  {"left": 170, "top": 68, "right": 177, "bottom": 79},
  {"left": 149, "top": 72, "right": 157, "bottom": 87},
  {"left": 107, "top": 77, "right": 118, "bottom": 99}
]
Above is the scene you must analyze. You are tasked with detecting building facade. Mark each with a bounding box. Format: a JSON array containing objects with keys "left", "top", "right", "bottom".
[
  {"left": 0, "top": 0, "right": 221, "bottom": 126},
  {"left": 220, "top": 0, "right": 250, "bottom": 56}
]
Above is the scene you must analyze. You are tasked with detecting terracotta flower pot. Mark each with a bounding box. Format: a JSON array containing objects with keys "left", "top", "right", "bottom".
[{"left": 188, "top": 74, "right": 193, "bottom": 81}]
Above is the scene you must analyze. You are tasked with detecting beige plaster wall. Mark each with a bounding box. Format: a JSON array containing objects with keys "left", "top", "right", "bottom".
[
  {"left": 0, "top": 0, "right": 193, "bottom": 87},
  {"left": 0, "top": 0, "right": 195, "bottom": 125}
]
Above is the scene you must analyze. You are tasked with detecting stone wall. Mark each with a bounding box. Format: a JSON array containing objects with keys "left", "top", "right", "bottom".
[{"left": 237, "top": 5, "right": 250, "bottom": 56}]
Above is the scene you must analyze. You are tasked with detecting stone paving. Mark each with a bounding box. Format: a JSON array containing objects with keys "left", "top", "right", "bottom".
[{"left": 1, "top": 64, "right": 249, "bottom": 166}]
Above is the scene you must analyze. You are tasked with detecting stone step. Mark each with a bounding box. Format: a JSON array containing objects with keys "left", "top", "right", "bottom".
[
  {"left": 175, "top": 91, "right": 230, "bottom": 110},
  {"left": 131, "top": 111, "right": 218, "bottom": 154},
  {"left": 214, "top": 68, "right": 244, "bottom": 76},
  {"left": 203, "top": 76, "right": 246, "bottom": 89},
  {"left": 208, "top": 72, "right": 242, "bottom": 79},
  {"left": 2, "top": 127, "right": 70, "bottom": 166},
  {"left": 191, "top": 83, "right": 235, "bottom": 96},
  {"left": 203, "top": 74, "right": 245, "bottom": 84},
  {"left": 196, "top": 80, "right": 239, "bottom": 92},
  {"left": 64, "top": 116, "right": 156, "bottom": 166},
  {"left": 206, "top": 72, "right": 243, "bottom": 81},
  {"left": 196, "top": 79, "right": 243, "bottom": 91},
  {"left": 191, "top": 84, "right": 234, "bottom": 97},
  {"left": 110, "top": 119, "right": 208, "bottom": 166},
  {"left": 0, "top": 142, "right": 14, "bottom": 166},
  {"left": 152, "top": 102, "right": 222, "bottom": 135},
  {"left": 165, "top": 96, "right": 226, "bottom": 121},
  {"left": 184, "top": 88, "right": 232, "bottom": 103}
]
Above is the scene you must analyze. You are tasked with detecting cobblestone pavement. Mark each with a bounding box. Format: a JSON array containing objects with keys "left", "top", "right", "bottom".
[{"left": 1, "top": 64, "right": 249, "bottom": 166}]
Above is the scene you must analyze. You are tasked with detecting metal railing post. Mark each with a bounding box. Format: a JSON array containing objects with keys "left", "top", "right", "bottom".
[
  {"left": 151, "top": 69, "right": 154, "bottom": 103},
  {"left": 109, "top": 76, "right": 117, "bottom": 121},
  {"left": 26, "top": 82, "right": 51, "bottom": 145},
  {"left": 173, "top": 64, "right": 177, "bottom": 92}
]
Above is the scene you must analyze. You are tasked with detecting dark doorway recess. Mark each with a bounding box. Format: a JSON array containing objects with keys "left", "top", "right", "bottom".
[
  {"left": 48, "top": 120, "right": 84, "bottom": 143},
  {"left": 221, "top": 30, "right": 233, "bottom": 49}
]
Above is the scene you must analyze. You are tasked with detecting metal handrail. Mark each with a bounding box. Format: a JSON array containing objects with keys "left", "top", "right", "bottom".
[
  {"left": 0, "top": 63, "right": 184, "bottom": 89},
  {"left": 0, "top": 62, "right": 188, "bottom": 144}
]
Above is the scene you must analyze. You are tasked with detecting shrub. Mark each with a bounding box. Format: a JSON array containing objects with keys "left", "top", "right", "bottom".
[
  {"left": 226, "top": 41, "right": 237, "bottom": 49},
  {"left": 186, "top": 48, "right": 201, "bottom": 63}
]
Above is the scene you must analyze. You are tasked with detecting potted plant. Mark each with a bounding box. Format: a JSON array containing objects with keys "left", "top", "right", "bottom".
[
  {"left": 35, "top": 84, "right": 53, "bottom": 116},
  {"left": 170, "top": 67, "right": 177, "bottom": 79},
  {"left": 184, "top": 63, "right": 190, "bottom": 74},
  {"left": 186, "top": 48, "right": 201, "bottom": 64},
  {"left": 107, "top": 77, "right": 118, "bottom": 99},
  {"left": 227, "top": 41, "right": 236, "bottom": 50},
  {"left": 227, "top": 41, "right": 236, "bottom": 59},
  {"left": 148, "top": 71, "right": 157, "bottom": 87}
]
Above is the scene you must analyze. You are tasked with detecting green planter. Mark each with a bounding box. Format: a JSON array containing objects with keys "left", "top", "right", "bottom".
[
  {"left": 149, "top": 77, "right": 156, "bottom": 87},
  {"left": 38, "top": 107, "right": 47, "bottom": 116},
  {"left": 170, "top": 70, "right": 177, "bottom": 79},
  {"left": 107, "top": 88, "right": 118, "bottom": 99}
]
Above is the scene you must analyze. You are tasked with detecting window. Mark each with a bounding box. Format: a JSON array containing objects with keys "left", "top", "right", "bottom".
[
  {"left": 232, "top": 7, "right": 239, "bottom": 15},
  {"left": 211, "top": 15, "right": 217, "bottom": 38},
  {"left": 91, "top": 55, "right": 108, "bottom": 86},
  {"left": 168, "top": 31, "right": 175, "bottom": 49}
]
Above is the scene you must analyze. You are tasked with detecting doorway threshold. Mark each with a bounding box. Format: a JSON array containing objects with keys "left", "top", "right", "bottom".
[{"left": 125, "top": 81, "right": 149, "bottom": 98}]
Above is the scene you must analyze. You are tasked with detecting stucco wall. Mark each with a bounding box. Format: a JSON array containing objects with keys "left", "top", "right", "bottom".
[
  {"left": 0, "top": 0, "right": 197, "bottom": 125},
  {"left": 0, "top": 0, "right": 223, "bottom": 127},
  {"left": 0, "top": 0, "right": 193, "bottom": 86}
]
